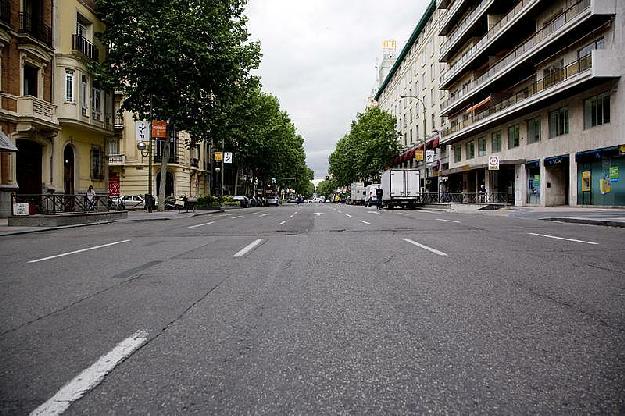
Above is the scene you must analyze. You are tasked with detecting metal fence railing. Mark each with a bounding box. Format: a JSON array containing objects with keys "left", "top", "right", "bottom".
[
  {"left": 11, "top": 194, "right": 111, "bottom": 215},
  {"left": 419, "top": 192, "right": 512, "bottom": 204}
]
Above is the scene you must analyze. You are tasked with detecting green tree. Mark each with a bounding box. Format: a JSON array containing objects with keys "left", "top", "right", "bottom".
[
  {"left": 94, "top": 0, "right": 260, "bottom": 210},
  {"left": 329, "top": 107, "right": 400, "bottom": 186}
]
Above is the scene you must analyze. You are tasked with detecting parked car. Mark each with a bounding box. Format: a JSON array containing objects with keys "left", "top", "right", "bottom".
[
  {"left": 233, "top": 196, "right": 249, "bottom": 208},
  {"left": 266, "top": 196, "right": 279, "bottom": 206},
  {"left": 121, "top": 195, "right": 145, "bottom": 209},
  {"left": 109, "top": 196, "right": 125, "bottom": 210}
]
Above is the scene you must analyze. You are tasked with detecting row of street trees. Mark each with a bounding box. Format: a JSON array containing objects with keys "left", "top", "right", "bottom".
[
  {"left": 328, "top": 107, "right": 400, "bottom": 187},
  {"left": 94, "top": 0, "right": 313, "bottom": 208}
]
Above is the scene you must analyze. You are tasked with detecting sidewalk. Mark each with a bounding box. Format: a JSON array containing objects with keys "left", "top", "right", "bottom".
[
  {"left": 0, "top": 208, "right": 224, "bottom": 236},
  {"left": 458, "top": 205, "right": 625, "bottom": 228}
]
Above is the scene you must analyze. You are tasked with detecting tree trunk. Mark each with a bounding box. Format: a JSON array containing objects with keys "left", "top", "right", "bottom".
[{"left": 158, "top": 140, "right": 170, "bottom": 212}]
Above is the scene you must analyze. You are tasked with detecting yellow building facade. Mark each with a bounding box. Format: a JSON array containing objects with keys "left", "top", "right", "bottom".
[{"left": 53, "top": 0, "right": 113, "bottom": 196}]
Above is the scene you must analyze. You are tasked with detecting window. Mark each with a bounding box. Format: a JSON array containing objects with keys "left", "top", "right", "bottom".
[
  {"left": 466, "top": 141, "right": 475, "bottom": 159},
  {"left": 477, "top": 137, "right": 486, "bottom": 156},
  {"left": 584, "top": 92, "right": 610, "bottom": 129},
  {"left": 80, "top": 75, "right": 88, "bottom": 116},
  {"left": 65, "top": 70, "right": 74, "bottom": 102},
  {"left": 23, "top": 64, "right": 38, "bottom": 97},
  {"left": 454, "top": 144, "right": 461, "bottom": 162},
  {"left": 431, "top": 113, "right": 435, "bottom": 130},
  {"left": 92, "top": 87, "right": 101, "bottom": 120},
  {"left": 91, "top": 146, "right": 104, "bottom": 179},
  {"left": 491, "top": 131, "right": 502, "bottom": 152},
  {"left": 527, "top": 117, "right": 541, "bottom": 144},
  {"left": 549, "top": 107, "right": 568, "bottom": 138},
  {"left": 430, "top": 63, "right": 434, "bottom": 81},
  {"left": 577, "top": 37, "right": 604, "bottom": 59},
  {"left": 508, "top": 125, "right": 520, "bottom": 149}
]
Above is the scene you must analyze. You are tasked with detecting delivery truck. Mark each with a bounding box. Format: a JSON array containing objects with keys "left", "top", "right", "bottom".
[
  {"left": 380, "top": 169, "right": 420, "bottom": 209},
  {"left": 349, "top": 182, "right": 366, "bottom": 205}
]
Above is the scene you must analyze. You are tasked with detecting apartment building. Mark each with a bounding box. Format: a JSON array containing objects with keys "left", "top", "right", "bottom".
[
  {"left": 375, "top": 0, "right": 448, "bottom": 192},
  {"left": 109, "top": 102, "right": 210, "bottom": 201},
  {"left": 0, "top": 0, "right": 57, "bottom": 216},
  {"left": 54, "top": 0, "right": 113, "bottom": 198},
  {"left": 438, "top": 0, "right": 624, "bottom": 206}
]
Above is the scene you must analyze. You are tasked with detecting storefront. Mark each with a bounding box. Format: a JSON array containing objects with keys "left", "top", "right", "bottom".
[
  {"left": 576, "top": 145, "right": 625, "bottom": 206},
  {"left": 526, "top": 160, "right": 541, "bottom": 205}
]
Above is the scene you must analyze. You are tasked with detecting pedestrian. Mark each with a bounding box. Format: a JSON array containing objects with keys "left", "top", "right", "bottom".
[
  {"left": 479, "top": 184, "right": 486, "bottom": 203},
  {"left": 86, "top": 185, "right": 96, "bottom": 211},
  {"left": 375, "top": 187, "right": 383, "bottom": 210}
]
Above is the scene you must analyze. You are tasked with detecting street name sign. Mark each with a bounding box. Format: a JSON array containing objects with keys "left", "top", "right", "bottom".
[{"left": 224, "top": 152, "right": 233, "bottom": 164}]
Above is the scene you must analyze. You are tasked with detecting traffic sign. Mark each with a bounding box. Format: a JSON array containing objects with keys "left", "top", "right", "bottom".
[
  {"left": 224, "top": 152, "right": 233, "bottom": 164},
  {"left": 135, "top": 120, "right": 150, "bottom": 143},
  {"left": 426, "top": 150, "right": 435, "bottom": 164},
  {"left": 488, "top": 155, "right": 500, "bottom": 170}
]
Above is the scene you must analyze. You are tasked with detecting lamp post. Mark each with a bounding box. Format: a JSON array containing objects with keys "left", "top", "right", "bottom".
[
  {"left": 400, "top": 95, "right": 428, "bottom": 197},
  {"left": 137, "top": 139, "right": 153, "bottom": 213}
]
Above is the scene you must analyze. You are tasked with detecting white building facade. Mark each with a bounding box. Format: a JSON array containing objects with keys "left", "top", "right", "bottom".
[{"left": 438, "top": 0, "right": 625, "bottom": 206}]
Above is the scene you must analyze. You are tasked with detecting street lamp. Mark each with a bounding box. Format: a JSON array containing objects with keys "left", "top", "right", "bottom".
[
  {"left": 400, "top": 95, "right": 428, "bottom": 197},
  {"left": 137, "top": 140, "right": 154, "bottom": 213}
]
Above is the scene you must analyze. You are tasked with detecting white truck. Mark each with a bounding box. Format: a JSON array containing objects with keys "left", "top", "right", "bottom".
[
  {"left": 364, "top": 183, "right": 381, "bottom": 207},
  {"left": 380, "top": 169, "right": 420, "bottom": 209},
  {"left": 349, "top": 182, "right": 366, "bottom": 205}
]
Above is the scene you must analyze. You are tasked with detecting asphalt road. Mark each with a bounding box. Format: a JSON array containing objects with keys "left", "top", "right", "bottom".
[{"left": 1, "top": 203, "right": 624, "bottom": 414}]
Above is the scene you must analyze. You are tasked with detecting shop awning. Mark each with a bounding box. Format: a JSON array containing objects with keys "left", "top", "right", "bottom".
[
  {"left": 576, "top": 146, "right": 621, "bottom": 162},
  {"left": 465, "top": 96, "right": 492, "bottom": 113},
  {"left": 0, "top": 131, "right": 17, "bottom": 152},
  {"left": 526, "top": 160, "right": 540, "bottom": 169},
  {"left": 544, "top": 154, "right": 569, "bottom": 167}
]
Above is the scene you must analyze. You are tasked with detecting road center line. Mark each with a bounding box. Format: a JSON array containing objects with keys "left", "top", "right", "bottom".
[
  {"left": 234, "top": 239, "right": 264, "bottom": 257},
  {"left": 28, "top": 240, "right": 131, "bottom": 264},
  {"left": 30, "top": 330, "right": 149, "bottom": 416},
  {"left": 403, "top": 238, "right": 448, "bottom": 257},
  {"left": 361, "top": 220, "right": 371, "bottom": 225}
]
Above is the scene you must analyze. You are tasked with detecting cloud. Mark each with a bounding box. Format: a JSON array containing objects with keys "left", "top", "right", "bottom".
[{"left": 247, "top": 0, "right": 430, "bottom": 178}]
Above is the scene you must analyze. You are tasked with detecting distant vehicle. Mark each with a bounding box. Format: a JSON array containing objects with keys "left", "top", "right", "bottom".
[
  {"left": 121, "top": 195, "right": 145, "bottom": 210},
  {"left": 350, "top": 182, "right": 366, "bottom": 205},
  {"left": 266, "top": 196, "right": 279, "bottom": 206},
  {"left": 381, "top": 169, "right": 420, "bottom": 209},
  {"left": 232, "top": 196, "right": 249, "bottom": 208}
]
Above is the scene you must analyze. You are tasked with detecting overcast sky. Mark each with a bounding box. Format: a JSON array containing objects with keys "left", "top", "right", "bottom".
[{"left": 246, "top": 0, "right": 429, "bottom": 179}]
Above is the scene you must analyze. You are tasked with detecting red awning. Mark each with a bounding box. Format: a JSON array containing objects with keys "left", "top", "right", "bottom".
[
  {"left": 466, "top": 96, "right": 492, "bottom": 113},
  {"left": 427, "top": 137, "right": 440, "bottom": 149}
]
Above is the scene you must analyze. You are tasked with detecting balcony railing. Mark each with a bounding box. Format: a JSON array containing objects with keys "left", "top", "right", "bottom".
[
  {"left": 442, "top": 54, "right": 592, "bottom": 138},
  {"left": 442, "top": 0, "right": 592, "bottom": 114},
  {"left": 0, "top": 0, "right": 10, "bottom": 25},
  {"left": 441, "top": 0, "right": 542, "bottom": 86},
  {"left": 16, "top": 96, "right": 57, "bottom": 125},
  {"left": 439, "top": 0, "right": 468, "bottom": 36},
  {"left": 18, "top": 12, "right": 52, "bottom": 46},
  {"left": 440, "top": 0, "right": 495, "bottom": 56},
  {"left": 114, "top": 114, "right": 124, "bottom": 128},
  {"left": 72, "top": 34, "right": 100, "bottom": 61}
]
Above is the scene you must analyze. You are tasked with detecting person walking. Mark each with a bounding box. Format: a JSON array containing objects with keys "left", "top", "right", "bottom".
[
  {"left": 375, "top": 187, "right": 384, "bottom": 210},
  {"left": 86, "top": 185, "right": 96, "bottom": 211}
]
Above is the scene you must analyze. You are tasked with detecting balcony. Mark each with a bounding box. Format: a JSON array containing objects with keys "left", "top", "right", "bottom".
[
  {"left": 440, "top": 0, "right": 543, "bottom": 88},
  {"left": 0, "top": 0, "right": 10, "bottom": 26},
  {"left": 16, "top": 96, "right": 57, "bottom": 126},
  {"left": 190, "top": 158, "right": 199, "bottom": 168},
  {"left": 72, "top": 34, "right": 100, "bottom": 61},
  {"left": 114, "top": 114, "right": 124, "bottom": 129},
  {"left": 440, "top": 0, "right": 495, "bottom": 57},
  {"left": 18, "top": 12, "right": 52, "bottom": 47},
  {"left": 108, "top": 154, "right": 126, "bottom": 166},
  {"left": 441, "top": 0, "right": 594, "bottom": 116},
  {"left": 439, "top": 0, "right": 470, "bottom": 36},
  {"left": 441, "top": 53, "right": 605, "bottom": 143}
]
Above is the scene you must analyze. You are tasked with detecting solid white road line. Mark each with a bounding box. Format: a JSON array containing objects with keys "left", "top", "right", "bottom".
[
  {"left": 279, "top": 220, "right": 287, "bottom": 225},
  {"left": 435, "top": 219, "right": 449, "bottom": 222},
  {"left": 420, "top": 210, "right": 436, "bottom": 213},
  {"left": 234, "top": 239, "right": 264, "bottom": 257},
  {"left": 528, "top": 232, "right": 540, "bottom": 236},
  {"left": 361, "top": 220, "right": 371, "bottom": 225},
  {"left": 345, "top": 214, "right": 352, "bottom": 218},
  {"left": 28, "top": 240, "right": 131, "bottom": 264},
  {"left": 544, "top": 234, "right": 565, "bottom": 240},
  {"left": 30, "top": 330, "right": 148, "bottom": 416},
  {"left": 403, "top": 238, "right": 448, "bottom": 257},
  {"left": 566, "top": 238, "right": 584, "bottom": 243},
  {"left": 527, "top": 233, "right": 598, "bottom": 245},
  {"left": 452, "top": 220, "right": 461, "bottom": 223}
]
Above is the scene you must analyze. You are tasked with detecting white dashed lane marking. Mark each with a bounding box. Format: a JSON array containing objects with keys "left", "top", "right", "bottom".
[
  {"left": 28, "top": 240, "right": 131, "bottom": 264},
  {"left": 345, "top": 214, "right": 352, "bottom": 218},
  {"left": 187, "top": 221, "right": 215, "bottom": 229},
  {"left": 234, "top": 239, "right": 264, "bottom": 257},
  {"left": 361, "top": 220, "right": 371, "bottom": 225},
  {"left": 279, "top": 220, "right": 287, "bottom": 225},
  {"left": 403, "top": 238, "right": 448, "bottom": 257},
  {"left": 527, "top": 233, "right": 598, "bottom": 245}
]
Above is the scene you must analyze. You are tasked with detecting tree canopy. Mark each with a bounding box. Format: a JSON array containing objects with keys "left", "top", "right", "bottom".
[{"left": 328, "top": 107, "right": 400, "bottom": 186}]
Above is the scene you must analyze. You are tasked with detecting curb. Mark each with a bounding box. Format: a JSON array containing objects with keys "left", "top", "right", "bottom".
[
  {"left": 0, "top": 221, "right": 113, "bottom": 237},
  {"left": 540, "top": 217, "right": 625, "bottom": 228}
]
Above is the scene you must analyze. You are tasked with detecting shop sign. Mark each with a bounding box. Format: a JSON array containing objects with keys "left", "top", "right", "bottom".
[
  {"left": 533, "top": 174, "right": 540, "bottom": 188},
  {"left": 151, "top": 120, "right": 168, "bottom": 139},
  {"left": 214, "top": 152, "right": 223, "bottom": 161},
  {"left": 609, "top": 166, "right": 619, "bottom": 182},
  {"left": 582, "top": 170, "right": 591, "bottom": 192},
  {"left": 13, "top": 203, "right": 29, "bottom": 216},
  {"left": 488, "top": 155, "right": 500, "bottom": 171},
  {"left": 600, "top": 178, "right": 611, "bottom": 194},
  {"left": 414, "top": 149, "right": 424, "bottom": 161}
]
